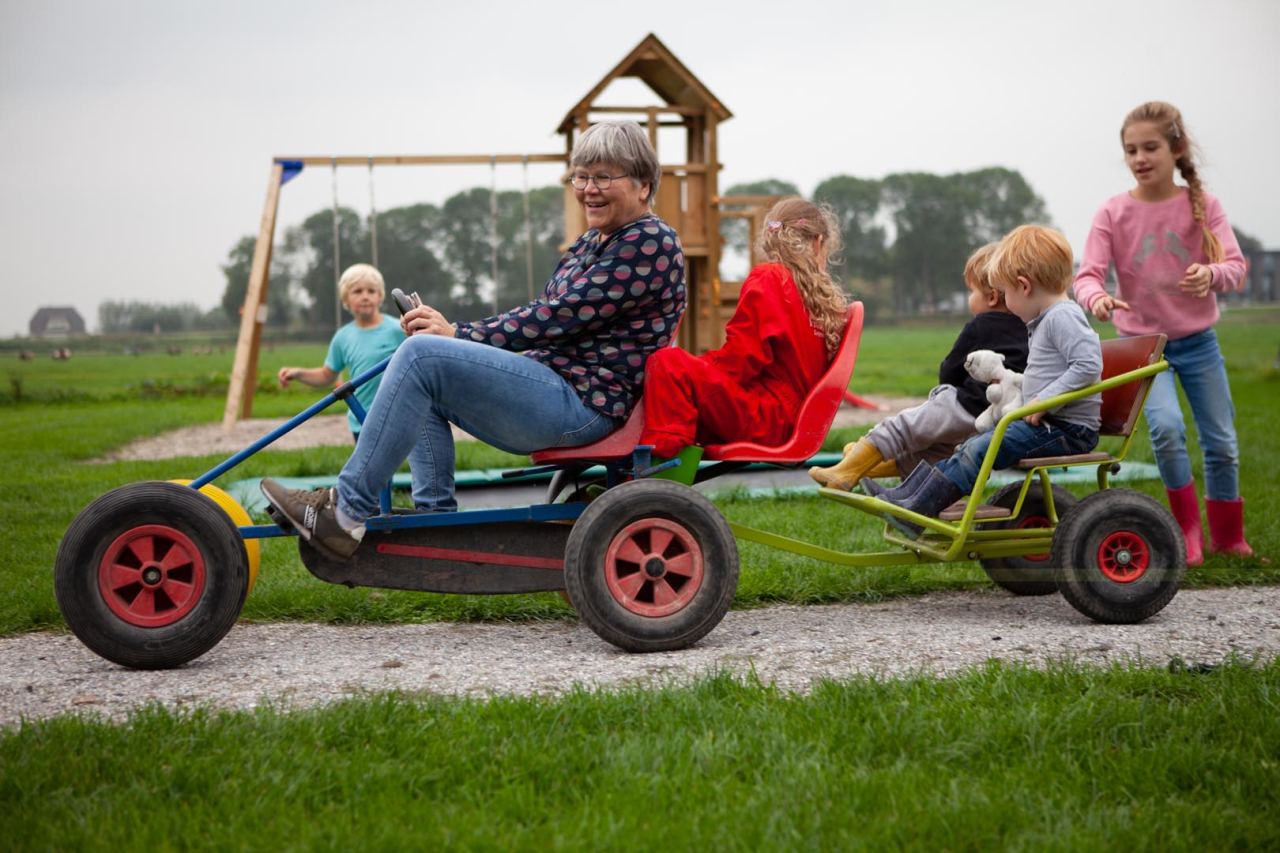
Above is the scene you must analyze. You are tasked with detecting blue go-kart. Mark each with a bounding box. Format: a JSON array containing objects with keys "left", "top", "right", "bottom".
[{"left": 54, "top": 302, "right": 1185, "bottom": 669}]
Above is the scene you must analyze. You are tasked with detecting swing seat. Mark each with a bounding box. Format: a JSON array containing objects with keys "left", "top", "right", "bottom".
[{"left": 528, "top": 302, "right": 865, "bottom": 467}]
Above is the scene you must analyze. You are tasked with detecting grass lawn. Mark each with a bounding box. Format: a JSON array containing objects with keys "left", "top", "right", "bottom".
[
  {"left": 2, "top": 309, "right": 1276, "bottom": 847},
  {"left": 3, "top": 663, "right": 1278, "bottom": 849}
]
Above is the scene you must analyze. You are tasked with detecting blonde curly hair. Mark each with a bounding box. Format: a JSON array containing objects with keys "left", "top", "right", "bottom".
[{"left": 755, "top": 197, "right": 849, "bottom": 356}]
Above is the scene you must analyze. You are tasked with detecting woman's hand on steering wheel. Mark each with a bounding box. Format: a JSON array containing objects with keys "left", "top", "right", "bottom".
[{"left": 402, "top": 304, "right": 457, "bottom": 338}]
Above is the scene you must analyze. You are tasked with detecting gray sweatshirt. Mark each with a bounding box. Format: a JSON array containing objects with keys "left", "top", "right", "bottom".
[{"left": 1023, "top": 300, "right": 1102, "bottom": 431}]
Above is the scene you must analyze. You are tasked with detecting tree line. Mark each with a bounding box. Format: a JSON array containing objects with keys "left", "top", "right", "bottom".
[
  {"left": 217, "top": 186, "right": 566, "bottom": 334},
  {"left": 722, "top": 167, "right": 1055, "bottom": 319},
  {"left": 207, "top": 167, "right": 1262, "bottom": 334},
  {"left": 97, "top": 300, "right": 229, "bottom": 334}
]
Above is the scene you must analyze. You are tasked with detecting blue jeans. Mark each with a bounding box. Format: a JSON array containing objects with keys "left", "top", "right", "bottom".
[
  {"left": 337, "top": 335, "right": 618, "bottom": 520},
  {"left": 1142, "top": 328, "right": 1239, "bottom": 500},
  {"left": 937, "top": 418, "right": 1098, "bottom": 494}
]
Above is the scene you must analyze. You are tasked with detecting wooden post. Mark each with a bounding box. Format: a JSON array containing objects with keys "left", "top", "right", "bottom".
[
  {"left": 705, "top": 111, "right": 723, "bottom": 349},
  {"left": 222, "top": 162, "right": 284, "bottom": 429}
]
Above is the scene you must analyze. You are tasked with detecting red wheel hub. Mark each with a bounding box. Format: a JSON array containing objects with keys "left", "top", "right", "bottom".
[
  {"left": 604, "top": 518, "right": 704, "bottom": 617},
  {"left": 1097, "top": 530, "right": 1149, "bottom": 583},
  {"left": 1016, "top": 514, "right": 1052, "bottom": 562},
  {"left": 98, "top": 525, "right": 206, "bottom": 627}
]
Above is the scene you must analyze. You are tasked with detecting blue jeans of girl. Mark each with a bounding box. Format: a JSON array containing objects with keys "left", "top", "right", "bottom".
[
  {"left": 1142, "top": 328, "right": 1239, "bottom": 500},
  {"left": 337, "top": 334, "right": 618, "bottom": 520},
  {"left": 936, "top": 418, "right": 1098, "bottom": 494}
]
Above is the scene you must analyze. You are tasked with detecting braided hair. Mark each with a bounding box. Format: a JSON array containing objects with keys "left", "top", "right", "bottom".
[
  {"left": 755, "top": 197, "right": 849, "bottom": 356},
  {"left": 1122, "top": 101, "right": 1224, "bottom": 263}
]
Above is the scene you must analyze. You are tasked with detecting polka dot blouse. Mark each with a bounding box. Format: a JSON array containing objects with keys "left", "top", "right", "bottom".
[{"left": 455, "top": 214, "right": 686, "bottom": 420}]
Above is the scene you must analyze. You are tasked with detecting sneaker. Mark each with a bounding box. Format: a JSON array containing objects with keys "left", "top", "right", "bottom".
[{"left": 260, "top": 480, "right": 363, "bottom": 561}]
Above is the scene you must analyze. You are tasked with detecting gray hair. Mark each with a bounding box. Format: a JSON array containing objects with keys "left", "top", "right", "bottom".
[{"left": 569, "top": 121, "right": 661, "bottom": 205}]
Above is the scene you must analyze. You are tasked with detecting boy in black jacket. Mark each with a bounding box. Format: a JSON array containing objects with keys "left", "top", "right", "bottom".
[{"left": 810, "top": 242, "right": 1028, "bottom": 490}]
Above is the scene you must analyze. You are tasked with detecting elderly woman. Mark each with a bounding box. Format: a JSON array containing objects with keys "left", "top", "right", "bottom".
[{"left": 262, "top": 121, "right": 686, "bottom": 560}]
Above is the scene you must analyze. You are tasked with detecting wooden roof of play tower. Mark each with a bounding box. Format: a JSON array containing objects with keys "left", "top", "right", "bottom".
[
  {"left": 556, "top": 33, "right": 731, "bottom": 134},
  {"left": 555, "top": 34, "right": 733, "bottom": 353}
]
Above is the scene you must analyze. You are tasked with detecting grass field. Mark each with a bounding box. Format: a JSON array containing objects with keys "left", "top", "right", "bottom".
[
  {"left": 2, "top": 309, "right": 1277, "bottom": 847},
  {"left": 3, "top": 663, "right": 1277, "bottom": 849}
]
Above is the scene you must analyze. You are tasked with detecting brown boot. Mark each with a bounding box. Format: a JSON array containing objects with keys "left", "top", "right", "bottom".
[{"left": 810, "top": 438, "right": 885, "bottom": 491}]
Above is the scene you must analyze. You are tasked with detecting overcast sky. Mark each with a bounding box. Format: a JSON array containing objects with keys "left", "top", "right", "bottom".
[{"left": 2, "top": 0, "right": 1277, "bottom": 338}]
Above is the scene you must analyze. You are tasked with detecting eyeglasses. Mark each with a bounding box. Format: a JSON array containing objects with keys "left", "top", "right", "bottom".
[{"left": 568, "top": 173, "right": 628, "bottom": 191}]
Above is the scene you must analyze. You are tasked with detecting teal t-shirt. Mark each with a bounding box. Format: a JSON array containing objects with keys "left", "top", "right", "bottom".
[{"left": 325, "top": 314, "right": 405, "bottom": 433}]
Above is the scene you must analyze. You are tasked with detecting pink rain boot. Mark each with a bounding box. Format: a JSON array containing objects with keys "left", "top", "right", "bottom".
[
  {"left": 1206, "top": 498, "right": 1255, "bottom": 558},
  {"left": 1166, "top": 483, "right": 1204, "bottom": 567}
]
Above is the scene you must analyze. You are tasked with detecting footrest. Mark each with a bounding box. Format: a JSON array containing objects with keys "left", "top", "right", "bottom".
[
  {"left": 938, "top": 500, "right": 1012, "bottom": 522},
  {"left": 1015, "top": 452, "right": 1112, "bottom": 468}
]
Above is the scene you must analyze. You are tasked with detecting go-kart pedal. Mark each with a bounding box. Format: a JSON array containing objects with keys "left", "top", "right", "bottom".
[{"left": 265, "top": 502, "right": 295, "bottom": 533}]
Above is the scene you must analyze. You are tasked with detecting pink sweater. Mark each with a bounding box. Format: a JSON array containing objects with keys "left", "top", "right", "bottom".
[{"left": 1073, "top": 189, "right": 1245, "bottom": 340}]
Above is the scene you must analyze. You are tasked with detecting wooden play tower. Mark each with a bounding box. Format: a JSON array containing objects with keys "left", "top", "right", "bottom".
[{"left": 223, "top": 33, "right": 740, "bottom": 427}]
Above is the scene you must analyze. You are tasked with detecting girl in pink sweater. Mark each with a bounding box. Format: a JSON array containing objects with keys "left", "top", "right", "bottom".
[{"left": 1073, "top": 101, "right": 1252, "bottom": 564}]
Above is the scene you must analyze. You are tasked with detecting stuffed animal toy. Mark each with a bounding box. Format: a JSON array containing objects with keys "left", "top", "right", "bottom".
[{"left": 964, "top": 349, "right": 1024, "bottom": 432}]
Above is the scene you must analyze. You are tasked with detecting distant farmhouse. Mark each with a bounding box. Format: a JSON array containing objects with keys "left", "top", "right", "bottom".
[
  {"left": 29, "top": 306, "right": 87, "bottom": 338},
  {"left": 1240, "top": 250, "right": 1280, "bottom": 302}
]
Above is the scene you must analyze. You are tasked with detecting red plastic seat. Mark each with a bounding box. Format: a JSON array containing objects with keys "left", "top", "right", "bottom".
[
  {"left": 704, "top": 302, "right": 864, "bottom": 463},
  {"left": 1094, "top": 333, "right": 1168, "bottom": 436},
  {"left": 528, "top": 406, "right": 647, "bottom": 464}
]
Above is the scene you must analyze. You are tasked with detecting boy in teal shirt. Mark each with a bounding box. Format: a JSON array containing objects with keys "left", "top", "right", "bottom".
[{"left": 277, "top": 263, "right": 404, "bottom": 439}]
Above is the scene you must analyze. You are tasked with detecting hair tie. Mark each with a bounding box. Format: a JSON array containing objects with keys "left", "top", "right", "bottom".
[{"left": 766, "top": 220, "right": 783, "bottom": 232}]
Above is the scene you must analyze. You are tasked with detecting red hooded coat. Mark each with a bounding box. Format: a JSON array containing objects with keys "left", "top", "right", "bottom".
[{"left": 640, "top": 262, "right": 832, "bottom": 458}]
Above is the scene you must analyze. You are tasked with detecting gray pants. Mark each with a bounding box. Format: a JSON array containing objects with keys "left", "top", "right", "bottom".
[{"left": 866, "top": 384, "right": 978, "bottom": 475}]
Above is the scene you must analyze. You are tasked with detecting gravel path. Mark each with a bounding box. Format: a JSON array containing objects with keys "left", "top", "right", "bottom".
[{"left": 4, "top": 585, "right": 1277, "bottom": 728}]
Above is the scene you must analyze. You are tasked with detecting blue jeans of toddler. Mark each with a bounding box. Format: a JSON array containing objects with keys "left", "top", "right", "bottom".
[{"left": 937, "top": 418, "right": 1099, "bottom": 494}]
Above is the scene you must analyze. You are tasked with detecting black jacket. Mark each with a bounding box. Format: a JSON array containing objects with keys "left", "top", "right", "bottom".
[{"left": 937, "top": 311, "right": 1030, "bottom": 417}]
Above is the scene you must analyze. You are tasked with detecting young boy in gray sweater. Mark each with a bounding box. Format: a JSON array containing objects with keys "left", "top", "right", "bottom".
[{"left": 865, "top": 225, "right": 1102, "bottom": 538}]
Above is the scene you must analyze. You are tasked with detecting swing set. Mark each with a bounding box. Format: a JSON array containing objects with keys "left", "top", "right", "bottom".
[
  {"left": 221, "top": 152, "right": 566, "bottom": 430},
  {"left": 224, "top": 34, "right": 746, "bottom": 429},
  {"left": 326, "top": 153, "right": 557, "bottom": 328}
]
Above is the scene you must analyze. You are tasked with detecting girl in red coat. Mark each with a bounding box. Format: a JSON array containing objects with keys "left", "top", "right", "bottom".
[{"left": 641, "top": 197, "right": 849, "bottom": 458}]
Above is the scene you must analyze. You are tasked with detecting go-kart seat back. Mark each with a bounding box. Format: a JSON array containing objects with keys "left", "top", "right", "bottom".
[
  {"left": 1011, "top": 332, "right": 1167, "bottom": 470},
  {"left": 1095, "top": 333, "right": 1167, "bottom": 437},
  {"left": 703, "top": 301, "right": 865, "bottom": 463}
]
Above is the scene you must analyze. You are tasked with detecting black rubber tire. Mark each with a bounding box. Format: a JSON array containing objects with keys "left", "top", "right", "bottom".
[
  {"left": 980, "top": 482, "right": 1078, "bottom": 596},
  {"left": 563, "top": 479, "right": 738, "bottom": 652},
  {"left": 55, "top": 481, "right": 249, "bottom": 669},
  {"left": 1052, "top": 489, "right": 1185, "bottom": 624}
]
